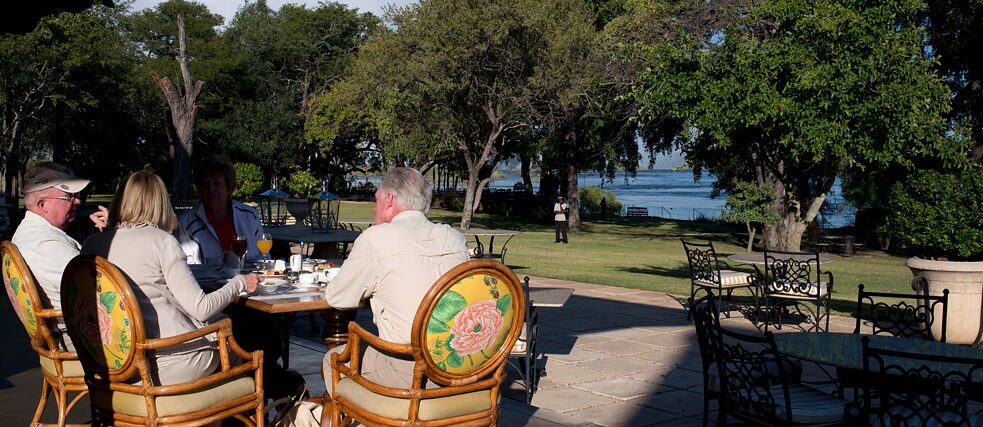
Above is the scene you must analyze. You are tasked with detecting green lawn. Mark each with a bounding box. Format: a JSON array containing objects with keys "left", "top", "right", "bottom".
[{"left": 337, "top": 201, "right": 913, "bottom": 317}]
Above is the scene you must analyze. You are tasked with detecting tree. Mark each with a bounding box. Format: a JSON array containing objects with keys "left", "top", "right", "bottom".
[
  {"left": 152, "top": 14, "right": 203, "bottom": 201},
  {"left": 524, "top": 0, "right": 637, "bottom": 232},
  {"left": 724, "top": 182, "right": 780, "bottom": 251},
  {"left": 206, "top": 1, "right": 376, "bottom": 184},
  {"left": 0, "top": 6, "right": 140, "bottom": 195},
  {"left": 623, "top": 0, "right": 956, "bottom": 250},
  {"left": 922, "top": 0, "right": 983, "bottom": 162},
  {"left": 308, "top": 0, "right": 540, "bottom": 229}
]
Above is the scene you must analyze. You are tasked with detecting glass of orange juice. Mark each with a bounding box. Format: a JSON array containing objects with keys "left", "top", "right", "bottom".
[{"left": 257, "top": 232, "right": 273, "bottom": 263}]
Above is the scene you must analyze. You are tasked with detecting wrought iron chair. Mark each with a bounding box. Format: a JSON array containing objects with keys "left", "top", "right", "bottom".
[
  {"left": 2, "top": 241, "right": 88, "bottom": 426},
  {"left": 508, "top": 276, "right": 543, "bottom": 404},
  {"left": 690, "top": 292, "right": 725, "bottom": 427},
  {"left": 757, "top": 249, "right": 833, "bottom": 332},
  {"left": 691, "top": 292, "right": 806, "bottom": 427},
  {"left": 854, "top": 283, "right": 949, "bottom": 341},
  {"left": 694, "top": 297, "right": 848, "bottom": 425},
  {"left": 681, "top": 240, "right": 758, "bottom": 321},
  {"left": 325, "top": 260, "right": 525, "bottom": 426},
  {"left": 60, "top": 254, "right": 265, "bottom": 426},
  {"left": 858, "top": 336, "right": 983, "bottom": 425}
]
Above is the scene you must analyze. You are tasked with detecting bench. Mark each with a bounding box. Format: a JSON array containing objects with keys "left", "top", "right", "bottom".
[{"left": 626, "top": 206, "right": 649, "bottom": 218}]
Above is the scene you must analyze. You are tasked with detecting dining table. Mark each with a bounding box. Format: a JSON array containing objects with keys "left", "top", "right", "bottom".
[
  {"left": 266, "top": 224, "right": 360, "bottom": 259},
  {"left": 774, "top": 332, "right": 983, "bottom": 373},
  {"left": 198, "top": 272, "right": 357, "bottom": 369},
  {"left": 460, "top": 228, "right": 521, "bottom": 264}
]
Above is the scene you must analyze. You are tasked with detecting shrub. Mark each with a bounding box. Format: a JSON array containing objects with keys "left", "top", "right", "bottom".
[
  {"left": 232, "top": 162, "right": 263, "bottom": 198},
  {"left": 287, "top": 170, "right": 321, "bottom": 198},
  {"left": 579, "top": 186, "right": 622, "bottom": 215},
  {"left": 886, "top": 169, "right": 983, "bottom": 260}
]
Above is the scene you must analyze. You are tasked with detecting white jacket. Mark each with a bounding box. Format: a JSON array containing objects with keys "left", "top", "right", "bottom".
[{"left": 178, "top": 200, "right": 265, "bottom": 264}]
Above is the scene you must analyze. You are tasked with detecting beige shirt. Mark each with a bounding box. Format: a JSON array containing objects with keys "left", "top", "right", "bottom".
[
  {"left": 326, "top": 210, "right": 469, "bottom": 344},
  {"left": 81, "top": 223, "right": 246, "bottom": 355}
]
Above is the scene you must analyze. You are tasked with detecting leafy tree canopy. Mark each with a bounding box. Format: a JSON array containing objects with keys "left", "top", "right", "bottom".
[{"left": 621, "top": 0, "right": 959, "bottom": 250}]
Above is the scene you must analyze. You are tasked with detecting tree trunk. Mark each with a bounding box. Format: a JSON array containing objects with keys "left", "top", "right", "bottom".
[
  {"left": 151, "top": 14, "right": 203, "bottom": 201},
  {"left": 746, "top": 223, "right": 756, "bottom": 252},
  {"left": 564, "top": 128, "right": 581, "bottom": 233},
  {"left": 759, "top": 169, "right": 829, "bottom": 252},
  {"left": 520, "top": 154, "right": 533, "bottom": 195},
  {"left": 459, "top": 100, "right": 506, "bottom": 229}
]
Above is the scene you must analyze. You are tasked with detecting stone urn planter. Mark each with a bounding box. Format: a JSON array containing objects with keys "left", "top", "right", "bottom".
[
  {"left": 285, "top": 198, "right": 311, "bottom": 226},
  {"left": 907, "top": 257, "right": 983, "bottom": 345}
]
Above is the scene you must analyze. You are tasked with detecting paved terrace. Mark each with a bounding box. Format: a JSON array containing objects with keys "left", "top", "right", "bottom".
[{"left": 1, "top": 276, "right": 856, "bottom": 426}]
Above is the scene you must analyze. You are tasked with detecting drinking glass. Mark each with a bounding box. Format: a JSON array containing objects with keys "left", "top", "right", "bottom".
[
  {"left": 257, "top": 233, "right": 273, "bottom": 258},
  {"left": 256, "top": 232, "right": 273, "bottom": 269},
  {"left": 232, "top": 236, "right": 248, "bottom": 269}
]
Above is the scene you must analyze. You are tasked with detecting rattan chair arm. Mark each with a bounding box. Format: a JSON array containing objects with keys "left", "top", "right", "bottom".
[
  {"left": 138, "top": 319, "right": 228, "bottom": 350},
  {"left": 417, "top": 376, "right": 500, "bottom": 398},
  {"left": 37, "top": 348, "right": 78, "bottom": 361},
  {"left": 149, "top": 362, "right": 261, "bottom": 396},
  {"left": 349, "top": 322, "right": 413, "bottom": 355},
  {"left": 35, "top": 308, "right": 63, "bottom": 319}
]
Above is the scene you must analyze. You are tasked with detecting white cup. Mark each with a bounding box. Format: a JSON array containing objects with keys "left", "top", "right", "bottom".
[
  {"left": 289, "top": 254, "right": 303, "bottom": 272},
  {"left": 298, "top": 273, "right": 316, "bottom": 285}
]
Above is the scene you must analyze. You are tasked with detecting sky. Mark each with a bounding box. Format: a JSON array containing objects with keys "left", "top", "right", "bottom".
[{"left": 129, "top": 0, "right": 415, "bottom": 23}]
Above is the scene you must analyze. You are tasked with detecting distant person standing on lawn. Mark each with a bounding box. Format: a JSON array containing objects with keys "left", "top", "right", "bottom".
[{"left": 554, "top": 196, "right": 568, "bottom": 244}]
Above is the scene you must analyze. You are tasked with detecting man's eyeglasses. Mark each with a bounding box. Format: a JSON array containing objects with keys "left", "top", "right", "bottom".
[{"left": 43, "top": 193, "right": 80, "bottom": 203}]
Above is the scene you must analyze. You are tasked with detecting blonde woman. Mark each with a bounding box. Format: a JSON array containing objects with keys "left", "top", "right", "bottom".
[{"left": 81, "top": 171, "right": 259, "bottom": 385}]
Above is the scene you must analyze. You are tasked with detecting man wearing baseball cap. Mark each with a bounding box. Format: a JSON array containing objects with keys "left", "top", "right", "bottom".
[{"left": 11, "top": 161, "right": 107, "bottom": 350}]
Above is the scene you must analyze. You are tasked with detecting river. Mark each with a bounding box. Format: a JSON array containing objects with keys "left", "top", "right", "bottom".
[{"left": 486, "top": 169, "right": 854, "bottom": 228}]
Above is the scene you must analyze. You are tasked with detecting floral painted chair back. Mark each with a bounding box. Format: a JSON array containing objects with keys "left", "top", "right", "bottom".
[
  {"left": 413, "top": 259, "right": 525, "bottom": 385},
  {"left": 61, "top": 254, "right": 143, "bottom": 382},
  {"left": 2, "top": 241, "right": 45, "bottom": 344}
]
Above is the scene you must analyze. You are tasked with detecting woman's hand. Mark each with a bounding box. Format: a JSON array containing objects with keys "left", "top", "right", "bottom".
[{"left": 241, "top": 273, "right": 259, "bottom": 293}]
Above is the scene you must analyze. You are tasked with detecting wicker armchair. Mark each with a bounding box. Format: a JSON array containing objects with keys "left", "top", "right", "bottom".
[
  {"left": 2, "top": 241, "right": 87, "bottom": 426},
  {"left": 325, "top": 260, "right": 525, "bottom": 426},
  {"left": 60, "top": 254, "right": 265, "bottom": 426}
]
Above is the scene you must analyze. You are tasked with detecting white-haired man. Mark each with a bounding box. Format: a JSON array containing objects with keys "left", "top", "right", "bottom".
[
  {"left": 12, "top": 162, "right": 107, "bottom": 350},
  {"left": 323, "top": 167, "right": 469, "bottom": 391}
]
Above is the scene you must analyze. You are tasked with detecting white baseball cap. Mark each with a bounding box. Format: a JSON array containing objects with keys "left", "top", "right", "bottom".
[{"left": 23, "top": 162, "right": 91, "bottom": 194}]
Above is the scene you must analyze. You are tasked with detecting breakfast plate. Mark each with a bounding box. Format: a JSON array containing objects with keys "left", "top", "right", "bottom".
[{"left": 252, "top": 278, "right": 289, "bottom": 295}]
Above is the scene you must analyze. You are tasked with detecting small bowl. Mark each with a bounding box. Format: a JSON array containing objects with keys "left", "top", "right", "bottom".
[{"left": 252, "top": 278, "right": 288, "bottom": 295}]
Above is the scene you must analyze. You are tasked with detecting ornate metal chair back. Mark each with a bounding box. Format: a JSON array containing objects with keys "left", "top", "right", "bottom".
[
  {"left": 855, "top": 283, "right": 949, "bottom": 342},
  {"left": 860, "top": 336, "right": 983, "bottom": 425}
]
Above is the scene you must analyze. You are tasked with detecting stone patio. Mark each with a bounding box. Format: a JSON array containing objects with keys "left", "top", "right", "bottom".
[{"left": 0, "top": 275, "right": 858, "bottom": 426}]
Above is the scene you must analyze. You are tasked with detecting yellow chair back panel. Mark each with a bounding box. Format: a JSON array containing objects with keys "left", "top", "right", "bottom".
[
  {"left": 3, "top": 251, "right": 38, "bottom": 338},
  {"left": 63, "top": 267, "right": 134, "bottom": 371},
  {"left": 425, "top": 273, "right": 516, "bottom": 375}
]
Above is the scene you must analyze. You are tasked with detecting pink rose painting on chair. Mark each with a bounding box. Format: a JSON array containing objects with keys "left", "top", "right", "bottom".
[
  {"left": 450, "top": 300, "right": 504, "bottom": 355},
  {"left": 426, "top": 274, "right": 515, "bottom": 374},
  {"left": 65, "top": 271, "right": 133, "bottom": 370}
]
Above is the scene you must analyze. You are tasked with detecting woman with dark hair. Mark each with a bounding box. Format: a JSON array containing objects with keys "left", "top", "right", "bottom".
[{"left": 178, "top": 155, "right": 265, "bottom": 265}]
